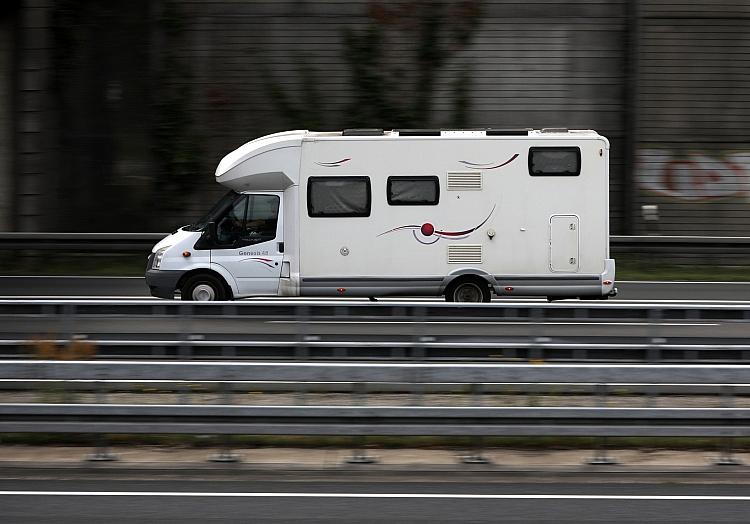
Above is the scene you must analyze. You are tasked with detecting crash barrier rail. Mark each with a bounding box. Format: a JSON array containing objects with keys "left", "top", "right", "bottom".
[
  {"left": 2, "top": 361, "right": 750, "bottom": 465},
  {"left": 2, "top": 404, "right": 749, "bottom": 439},
  {"left": 4, "top": 360, "right": 750, "bottom": 387},
  {"left": 3, "top": 361, "right": 750, "bottom": 397},
  {"left": 3, "top": 299, "right": 750, "bottom": 362}
]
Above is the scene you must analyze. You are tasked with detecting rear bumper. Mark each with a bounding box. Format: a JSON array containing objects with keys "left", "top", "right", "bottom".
[{"left": 145, "top": 270, "right": 185, "bottom": 299}]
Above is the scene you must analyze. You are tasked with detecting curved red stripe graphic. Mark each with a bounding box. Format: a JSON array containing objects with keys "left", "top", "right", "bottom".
[
  {"left": 238, "top": 257, "right": 276, "bottom": 269},
  {"left": 315, "top": 158, "right": 351, "bottom": 167},
  {"left": 459, "top": 153, "right": 519, "bottom": 170},
  {"left": 379, "top": 206, "right": 496, "bottom": 245}
]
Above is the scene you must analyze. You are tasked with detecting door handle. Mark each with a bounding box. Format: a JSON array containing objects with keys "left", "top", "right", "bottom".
[{"left": 278, "top": 242, "right": 284, "bottom": 253}]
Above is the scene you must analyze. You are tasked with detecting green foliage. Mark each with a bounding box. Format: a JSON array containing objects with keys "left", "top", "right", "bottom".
[
  {"left": 266, "top": 0, "right": 482, "bottom": 130},
  {"left": 151, "top": 0, "right": 203, "bottom": 210}
]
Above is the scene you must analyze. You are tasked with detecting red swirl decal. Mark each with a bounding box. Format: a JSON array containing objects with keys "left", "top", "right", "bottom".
[{"left": 378, "top": 206, "right": 496, "bottom": 245}]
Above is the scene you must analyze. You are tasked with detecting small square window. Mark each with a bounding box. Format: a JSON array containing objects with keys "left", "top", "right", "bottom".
[
  {"left": 387, "top": 176, "right": 440, "bottom": 205},
  {"left": 528, "top": 147, "right": 581, "bottom": 176},
  {"left": 308, "top": 176, "right": 371, "bottom": 217}
]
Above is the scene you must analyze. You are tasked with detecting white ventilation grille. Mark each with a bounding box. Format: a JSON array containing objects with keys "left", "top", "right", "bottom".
[
  {"left": 448, "top": 244, "right": 482, "bottom": 264},
  {"left": 447, "top": 171, "right": 482, "bottom": 191}
]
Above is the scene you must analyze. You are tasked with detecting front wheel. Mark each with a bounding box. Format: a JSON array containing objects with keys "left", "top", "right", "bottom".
[
  {"left": 445, "top": 280, "right": 491, "bottom": 303},
  {"left": 181, "top": 274, "right": 227, "bottom": 301}
]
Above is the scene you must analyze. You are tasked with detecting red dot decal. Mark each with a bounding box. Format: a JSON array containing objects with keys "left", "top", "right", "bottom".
[{"left": 420, "top": 223, "right": 435, "bottom": 236}]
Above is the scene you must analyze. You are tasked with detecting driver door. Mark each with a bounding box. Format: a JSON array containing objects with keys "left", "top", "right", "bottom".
[{"left": 210, "top": 192, "right": 284, "bottom": 296}]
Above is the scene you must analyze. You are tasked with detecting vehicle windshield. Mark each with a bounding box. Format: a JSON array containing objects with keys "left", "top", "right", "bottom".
[{"left": 183, "top": 190, "right": 239, "bottom": 231}]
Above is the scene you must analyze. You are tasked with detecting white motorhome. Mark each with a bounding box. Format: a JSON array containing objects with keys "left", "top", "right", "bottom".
[{"left": 146, "top": 128, "right": 616, "bottom": 302}]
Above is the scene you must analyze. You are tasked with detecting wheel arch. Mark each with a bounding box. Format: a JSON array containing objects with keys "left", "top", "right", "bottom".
[
  {"left": 441, "top": 269, "right": 497, "bottom": 296},
  {"left": 176, "top": 268, "right": 234, "bottom": 300}
]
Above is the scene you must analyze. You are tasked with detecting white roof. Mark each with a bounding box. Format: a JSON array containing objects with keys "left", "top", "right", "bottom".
[{"left": 214, "top": 128, "right": 606, "bottom": 191}]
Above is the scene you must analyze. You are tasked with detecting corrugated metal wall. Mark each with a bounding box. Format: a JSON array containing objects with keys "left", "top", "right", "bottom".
[
  {"left": 636, "top": 1, "right": 750, "bottom": 235},
  {"left": 15, "top": 0, "right": 750, "bottom": 234},
  {"left": 0, "top": 5, "right": 15, "bottom": 231},
  {"left": 177, "top": 0, "right": 629, "bottom": 232}
]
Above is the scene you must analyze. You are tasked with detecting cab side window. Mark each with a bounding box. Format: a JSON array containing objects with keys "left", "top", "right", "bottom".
[
  {"left": 215, "top": 194, "right": 279, "bottom": 247},
  {"left": 242, "top": 195, "right": 279, "bottom": 244},
  {"left": 216, "top": 196, "right": 248, "bottom": 246}
]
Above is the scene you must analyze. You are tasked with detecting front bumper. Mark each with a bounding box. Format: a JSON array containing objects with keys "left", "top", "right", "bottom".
[{"left": 145, "top": 269, "right": 185, "bottom": 299}]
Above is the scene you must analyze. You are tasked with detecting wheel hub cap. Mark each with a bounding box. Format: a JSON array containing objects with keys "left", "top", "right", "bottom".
[{"left": 192, "top": 284, "right": 216, "bottom": 301}]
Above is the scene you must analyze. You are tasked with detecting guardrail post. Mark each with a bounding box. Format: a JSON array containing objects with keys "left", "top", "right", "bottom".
[
  {"left": 86, "top": 364, "right": 117, "bottom": 462},
  {"left": 346, "top": 440, "right": 377, "bottom": 464},
  {"left": 412, "top": 306, "right": 427, "bottom": 361},
  {"left": 647, "top": 308, "right": 664, "bottom": 362},
  {"left": 588, "top": 384, "right": 617, "bottom": 465},
  {"left": 209, "top": 373, "right": 240, "bottom": 463},
  {"left": 461, "top": 384, "right": 490, "bottom": 464},
  {"left": 222, "top": 304, "right": 237, "bottom": 359},
  {"left": 210, "top": 436, "right": 240, "bottom": 463},
  {"left": 461, "top": 437, "right": 490, "bottom": 465},
  {"left": 294, "top": 304, "right": 311, "bottom": 404},
  {"left": 178, "top": 303, "right": 195, "bottom": 361},
  {"left": 715, "top": 385, "right": 743, "bottom": 466},
  {"left": 346, "top": 382, "right": 377, "bottom": 464},
  {"left": 295, "top": 304, "right": 311, "bottom": 361},
  {"left": 392, "top": 306, "right": 406, "bottom": 359},
  {"left": 86, "top": 436, "right": 118, "bottom": 462}
]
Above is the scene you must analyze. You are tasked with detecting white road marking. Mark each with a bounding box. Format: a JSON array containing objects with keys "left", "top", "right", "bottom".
[{"left": 1, "top": 491, "right": 750, "bottom": 500}]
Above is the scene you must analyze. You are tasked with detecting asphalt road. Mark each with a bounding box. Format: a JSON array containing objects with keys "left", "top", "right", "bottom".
[
  {"left": 2, "top": 276, "right": 750, "bottom": 301},
  {"left": 2, "top": 477, "right": 749, "bottom": 523}
]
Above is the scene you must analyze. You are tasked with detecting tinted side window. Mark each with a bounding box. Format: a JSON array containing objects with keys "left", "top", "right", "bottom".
[
  {"left": 215, "top": 195, "right": 248, "bottom": 246},
  {"left": 241, "top": 195, "right": 279, "bottom": 245},
  {"left": 528, "top": 147, "right": 581, "bottom": 176},
  {"left": 387, "top": 176, "right": 439, "bottom": 205},
  {"left": 308, "top": 177, "right": 371, "bottom": 217}
]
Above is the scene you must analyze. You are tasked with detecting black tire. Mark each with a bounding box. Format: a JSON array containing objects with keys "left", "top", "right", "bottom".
[
  {"left": 181, "top": 274, "right": 227, "bottom": 301},
  {"left": 445, "top": 279, "right": 491, "bottom": 303}
]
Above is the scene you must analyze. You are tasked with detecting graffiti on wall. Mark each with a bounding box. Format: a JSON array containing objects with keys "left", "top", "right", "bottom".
[{"left": 638, "top": 149, "right": 750, "bottom": 201}]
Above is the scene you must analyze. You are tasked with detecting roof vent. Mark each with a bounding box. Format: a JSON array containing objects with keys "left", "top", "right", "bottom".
[
  {"left": 541, "top": 128, "right": 569, "bottom": 133},
  {"left": 447, "top": 171, "right": 482, "bottom": 191},
  {"left": 448, "top": 244, "right": 482, "bottom": 264},
  {"left": 342, "top": 128, "right": 384, "bottom": 136}
]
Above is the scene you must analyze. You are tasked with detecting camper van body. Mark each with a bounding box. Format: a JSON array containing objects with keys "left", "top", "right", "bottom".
[{"left": 145, "top": 129, "right": 616, "bottom": 301}]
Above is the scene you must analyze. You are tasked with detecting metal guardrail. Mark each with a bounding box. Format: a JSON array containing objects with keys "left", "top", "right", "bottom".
[
  {"left": 3, "top": 361, "right": 749, "bottom": 464},
  {"left": 4, "top": 361, "right": 750, "bottom": 385},
  {"left": 0, "top": 232, "right": 164, "bottom": 251},
  {"left": 1, "top": 361, "right": 749, "bottom": 438},
  {"left": 2, "top": 403, "right": 748, "bottom": 438},
  {"left": 3, "top": 299, "right": 750, "bottom": 362}
]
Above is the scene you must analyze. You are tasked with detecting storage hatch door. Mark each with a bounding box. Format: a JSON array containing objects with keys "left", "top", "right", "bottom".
[{"left": 549, "top": 215, "right": 580, "bottom": 272}]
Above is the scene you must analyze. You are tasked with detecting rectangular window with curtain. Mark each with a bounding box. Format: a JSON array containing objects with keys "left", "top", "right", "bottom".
[
  {"left": 307, "top": 176, "right": 371, "bottom": 217},
  {"left": 528, "top": 147, "right": 581, "bottom": 176},
  {"left": 387, "top": 176, "right": 440, "bottom": 205}
]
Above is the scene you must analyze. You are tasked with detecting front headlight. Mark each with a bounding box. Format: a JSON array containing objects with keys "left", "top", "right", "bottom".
[{"left": 152, "top": 246, "right": 170, "bottom": 269}]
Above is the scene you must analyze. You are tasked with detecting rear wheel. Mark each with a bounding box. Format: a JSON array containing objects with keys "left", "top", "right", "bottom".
[
  {"left": 181, "top": 274, "right": 226, "bottom": 301},
  {"left": 445, "top": 279, "right": 491, "bottom": 303}
]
